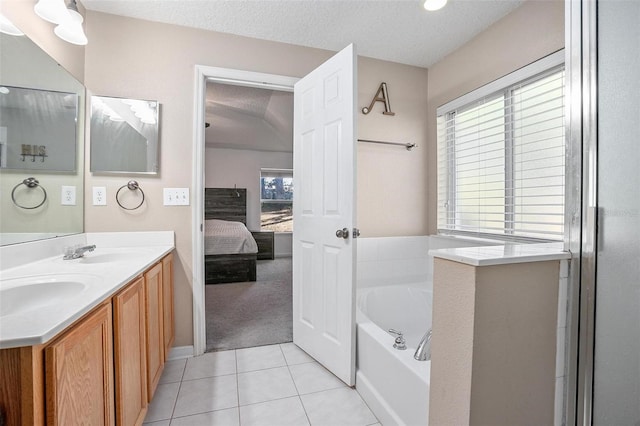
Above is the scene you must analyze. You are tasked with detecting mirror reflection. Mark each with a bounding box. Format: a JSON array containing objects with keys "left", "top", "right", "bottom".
[
  {"left": 90, "top": 95, "right": 159, "bottom": 174},
  {"left": 0, "top": 86, "right": 78, "bottom": 171},
  {"left": 0, "top": 31, "right": 85, "bottom": 246}
]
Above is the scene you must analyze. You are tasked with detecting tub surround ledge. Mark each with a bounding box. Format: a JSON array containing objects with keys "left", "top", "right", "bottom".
[{"left": 429, "top": 242, "right": 570, "bottom": 266}]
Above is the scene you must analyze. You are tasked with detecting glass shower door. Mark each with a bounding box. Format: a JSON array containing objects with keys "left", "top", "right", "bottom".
[{"left": 592, "top": 0, "right": 640, "bottom": 423}]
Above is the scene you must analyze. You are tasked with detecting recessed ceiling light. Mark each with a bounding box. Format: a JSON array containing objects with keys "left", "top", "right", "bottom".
[
  {"left": 424, "top": 0, "right": 448, "bottom": 12},
  {"left": 0, "top": 87, "right": 10, "bottom": 95}
]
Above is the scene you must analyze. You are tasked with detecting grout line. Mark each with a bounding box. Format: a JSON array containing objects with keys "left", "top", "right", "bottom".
[
  {"left": 298, "top": 395, "right": 313, "bottom": 426},
  {"left": 235, "top": 349, "right": 242, "bottom": 425}
]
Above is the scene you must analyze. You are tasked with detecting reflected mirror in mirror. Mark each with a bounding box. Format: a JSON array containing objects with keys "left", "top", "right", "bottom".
[
  {"left": 0, "top": 30, "right": 85, "bottom": 247},
  {"left": 0, "top": 86, "right": 78, "bottom": 171},
  {"left": 90, "top": 96, "right": 159, "bottom": 174}
]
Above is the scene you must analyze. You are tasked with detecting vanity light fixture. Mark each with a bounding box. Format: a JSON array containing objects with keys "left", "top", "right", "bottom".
[
  {"left": 0, "top": 13, "right": 24, "bottom": 36},
  {"left": 34, "top": 0, "right": 87, "bottom": 45},
  {"left": 34, "top": 0, "right": 68, "bottom": 24},
  {"left": 53, "top": 0, "right": 88, "bottom": 46},
  {"left": 424, "top": 0, "right": 448, "bottom": 11}
]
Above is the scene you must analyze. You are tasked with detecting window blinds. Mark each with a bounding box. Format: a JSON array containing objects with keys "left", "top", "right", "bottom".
[{"left": 437, "top": 57, "right": 565, "bottom": 241}]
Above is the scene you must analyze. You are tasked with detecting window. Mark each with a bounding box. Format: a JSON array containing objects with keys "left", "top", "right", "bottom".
[
  {"left": 437, "top": 52, "right": 565, "bottom": 241},
  {"left": 260, "top": 169, "right": 293, "bottom": 232}
]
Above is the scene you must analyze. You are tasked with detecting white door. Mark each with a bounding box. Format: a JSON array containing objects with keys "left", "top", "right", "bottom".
[{"left": 292, "top": 44, "right": 357, "bottom": 386}]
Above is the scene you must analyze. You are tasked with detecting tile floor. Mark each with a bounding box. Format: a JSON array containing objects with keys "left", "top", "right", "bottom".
[{"left": 143, "top": 343, "right": 380, "bottom": 426}]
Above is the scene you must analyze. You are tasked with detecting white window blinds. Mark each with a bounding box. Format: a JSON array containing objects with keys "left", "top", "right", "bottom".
[{"left": 437, "top": 52, "right": 565, "bottom": 241}]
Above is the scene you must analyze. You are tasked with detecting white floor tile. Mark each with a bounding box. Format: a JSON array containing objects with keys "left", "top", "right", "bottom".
[
  {"left": 236, "top": 345, "right": 287, "bottom": 373},
  {"left": 288, "top": 362, "right": 345, "bottom": 395},
  {"left": 144, "top": 382, "right": 180, "bottom": 422},
  {"left": 237, "top": 366, "right": 298, "bottom": 406},
  {"left": 183, "top": 350, "right": 237, "bottom": 381},
  {"left": 280, "top": 343, "right": 315, "bottom": 365},
  {"left": 159, "top": 359, "right": 186, "bottom": 384},
  {"left": 239, "top": 397, "right": 310, "bottom": 426},
  {"left": 173, "top": 375, "right": 238, "bottom": 418},
  {"left": 143, "top": 421, "right": 170, "bottom": 426},
  {"left": 170, "top": 408, "right": 240, "bottom": 426},
  {"left": 300, "top": 387, "right": 378, "bottom": 426}
]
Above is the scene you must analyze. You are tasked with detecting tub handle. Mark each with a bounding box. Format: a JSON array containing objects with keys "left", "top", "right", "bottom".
[{"left": 388, "top": 329, "right": 407, "bottom": 350}]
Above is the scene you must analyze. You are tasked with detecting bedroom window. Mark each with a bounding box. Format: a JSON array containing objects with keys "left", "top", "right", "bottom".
[
  {"left": 260, "top": 169, "right": 293, "bottom": 232},
  {"left": 437, "top": 51, "right": 566, "bottom": 241}
]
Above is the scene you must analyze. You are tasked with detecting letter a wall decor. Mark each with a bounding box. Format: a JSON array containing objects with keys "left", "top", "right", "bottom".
[{"left": 362, "top": 82, "right": 395, "bottom": 116}]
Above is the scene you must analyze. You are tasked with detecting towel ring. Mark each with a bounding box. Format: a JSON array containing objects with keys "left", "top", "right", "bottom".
[
  {"left": 11, "top": 177, "right": 47, "bottom": 209},
  {"left": 116, "top": 180, "right": 145, "bottom": 210}
]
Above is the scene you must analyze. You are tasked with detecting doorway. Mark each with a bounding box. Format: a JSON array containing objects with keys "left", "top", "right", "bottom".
[
  {"left": 202, "top": 82, "right": 294, "bottom": 351},
  {"left": 192, "top": 67, "right": 298, "bottom": 356}
]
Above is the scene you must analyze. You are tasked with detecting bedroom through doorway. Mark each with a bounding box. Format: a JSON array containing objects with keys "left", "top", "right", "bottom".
[{"left": 202, "top": 82, "right": 294, "bottom": 352}]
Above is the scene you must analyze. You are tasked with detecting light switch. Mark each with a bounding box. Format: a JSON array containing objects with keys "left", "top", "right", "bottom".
[{"left": 163, "top": 188, "right": 189, "bottom": 206}]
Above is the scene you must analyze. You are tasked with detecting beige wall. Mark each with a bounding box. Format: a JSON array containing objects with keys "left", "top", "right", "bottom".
[
  {"left": 426, "top": 0, "right": 564, "bottom": 233},
  {"left": 430, "top": 258, "right": 560, "bottom": 425},
  {"left": 1, "top": 0, "right": 85, "bottom": 82},
  {"left": 82, "top": 12, "right": 429, "bottom": 346},
  {"left": 357, "top": 57, "right": 429, "bottom": 237}
]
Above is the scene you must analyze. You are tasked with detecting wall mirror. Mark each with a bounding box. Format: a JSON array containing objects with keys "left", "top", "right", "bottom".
[
  {"left": 0, "top": 86, "right": 78, "bottom": 171},
  {"left": 90, "top": 95, "right": 159, "bottom": 174},
  {"left": 0, "top": 31, "right": 85, "bottom": 246}
]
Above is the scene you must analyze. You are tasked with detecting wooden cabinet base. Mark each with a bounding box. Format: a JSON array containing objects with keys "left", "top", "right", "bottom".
[{"left": 45, "top": 302, "right": 114, "bottom": 426}]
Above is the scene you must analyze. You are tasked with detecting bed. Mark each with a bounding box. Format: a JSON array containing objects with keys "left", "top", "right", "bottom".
[{"left": 204, "top": 188, "right": 258, "bottom": 284}]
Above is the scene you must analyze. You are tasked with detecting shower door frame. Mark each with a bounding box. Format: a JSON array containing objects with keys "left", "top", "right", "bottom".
[{"left": 565, "top": 0, "right": 598, "bottom": 425}]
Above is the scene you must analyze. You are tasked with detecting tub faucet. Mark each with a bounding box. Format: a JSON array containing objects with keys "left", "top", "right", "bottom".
[
  {"left": 63, "top": 244, "right": 96, "bottom": 260},
  {"left": 414, "top": 328, "right": 432, "bottom": 361},
  {"left": 388, "top": 329, "right": 407, "bottom": 350}
]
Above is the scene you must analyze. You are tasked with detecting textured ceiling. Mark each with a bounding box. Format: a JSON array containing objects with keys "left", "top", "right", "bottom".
[
  {"left": 205, "top": 83, "right": 294, "bottom": 152},
  {"left": 82, "top": 0, "right": 525, "bottom": 68}
]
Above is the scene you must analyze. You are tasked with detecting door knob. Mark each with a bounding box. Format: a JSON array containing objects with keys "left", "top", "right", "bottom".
[{"left": 336, "top": 228, "right": 349, "bottom": 239}]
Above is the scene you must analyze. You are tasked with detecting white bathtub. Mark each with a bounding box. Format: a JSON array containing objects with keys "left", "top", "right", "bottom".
[{"left": 356, "top": 284, "right": 432, "bottom": 426}]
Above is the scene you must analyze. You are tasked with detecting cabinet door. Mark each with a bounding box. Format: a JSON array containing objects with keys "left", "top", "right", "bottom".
[
  {"left": 113, "top": 277, "right": 148, "bottom": 426},
  {"left": 45, "top": 303, "right": 114, "bottom": 426},
  {"left": 162, "top": 253, "right": 175, "bottom": 359},
  {"left": 144, "top": 262, "right": 164, "bottom": 401}
]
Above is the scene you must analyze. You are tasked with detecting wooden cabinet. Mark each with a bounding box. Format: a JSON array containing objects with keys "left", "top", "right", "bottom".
[
  {"left": 45, "top": 302, "right": 114, "bottom": 425},
  {"left": 113, "top": 276, "right": 148, "bottom": 426},
  {"left": 162, "top": 253, "right": 174, "bottom": 359},
  {"left": 0, "top": 252, "right": 174, "bottom": 426},
  {"left": 144, "top": 262, "right": 164, "bottom": 402}
]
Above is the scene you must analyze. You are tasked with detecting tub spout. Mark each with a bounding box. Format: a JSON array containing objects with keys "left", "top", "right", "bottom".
[{"left": 414, "top": 328, "right": 432, "bottom": 361}]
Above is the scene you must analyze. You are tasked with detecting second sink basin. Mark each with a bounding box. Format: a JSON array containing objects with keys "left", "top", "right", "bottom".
[{"left": 0, "top": 274, "right": 100, "bottom": 317}]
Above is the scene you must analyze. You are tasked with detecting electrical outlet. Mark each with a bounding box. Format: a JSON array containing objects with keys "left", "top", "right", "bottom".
[
  {"left": 61, "top": 185, "right": 76, "bottom": 206},
  {"left": 163, "top": 188, "right": 190, "bottom": 206},
  {"left": 93, "top": 186, "right": 107, "bottom": 206}
]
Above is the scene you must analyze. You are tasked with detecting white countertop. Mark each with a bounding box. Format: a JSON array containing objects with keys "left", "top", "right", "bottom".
[
  {"left": 429, "top": 242, "right": 571, "bottom": 266},
  {"left": 0, "top": 232, "right": 174, "bottom": 349}
]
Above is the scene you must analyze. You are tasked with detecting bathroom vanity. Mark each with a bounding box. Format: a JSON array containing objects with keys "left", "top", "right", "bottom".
[{"left": 0, "top": 232, "right": 175, "bottom": 426}]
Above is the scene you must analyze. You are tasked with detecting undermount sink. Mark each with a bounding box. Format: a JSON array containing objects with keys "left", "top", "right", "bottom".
[{"left": 0, "top": 274, "right": 98, "bottom": 317}]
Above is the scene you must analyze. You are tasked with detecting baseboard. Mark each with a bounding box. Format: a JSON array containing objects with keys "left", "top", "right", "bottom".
[{"left": 168, "top": 345, "right": 194, "bottom": 360}]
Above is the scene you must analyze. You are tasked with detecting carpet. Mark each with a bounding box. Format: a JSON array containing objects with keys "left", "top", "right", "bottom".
[{"left": 205, "top": 258, "right": 292, "bottom": 352}]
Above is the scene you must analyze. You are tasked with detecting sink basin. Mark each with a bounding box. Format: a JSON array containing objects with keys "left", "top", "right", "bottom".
[{"left": 0, "top": 274, "right": 98, "bottom": 317}]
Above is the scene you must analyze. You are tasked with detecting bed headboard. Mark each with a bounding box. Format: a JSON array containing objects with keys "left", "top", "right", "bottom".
[{"left": 204, "top": 188, "right": 247, "bottom": 224}]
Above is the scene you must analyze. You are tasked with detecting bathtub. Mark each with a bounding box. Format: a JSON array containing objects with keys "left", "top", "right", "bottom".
[{"left": 356, "top": 284, "right": 432, "bottom": 426}]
